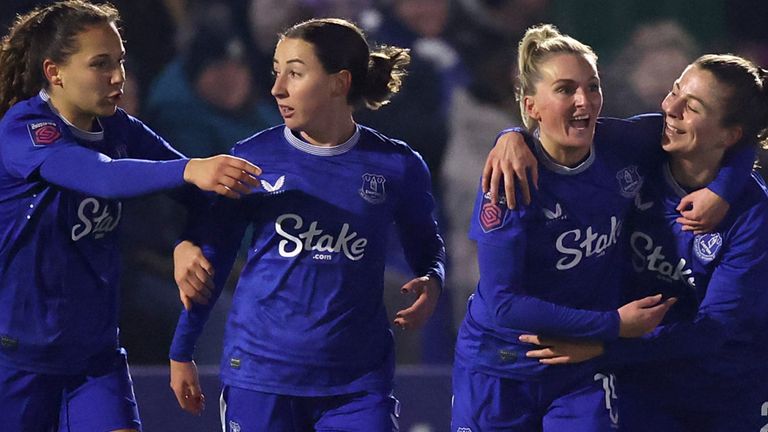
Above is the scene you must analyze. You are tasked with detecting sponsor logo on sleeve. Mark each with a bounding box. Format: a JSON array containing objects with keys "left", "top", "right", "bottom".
[
  {"left": 28, "top": 121, "right": 62, "bottom": 146},
  {"left": 479, "top": 191, "right": 508, "bottom": 233}
]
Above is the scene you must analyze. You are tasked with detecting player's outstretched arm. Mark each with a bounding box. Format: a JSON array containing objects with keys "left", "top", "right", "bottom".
[
  {"left": 170, "top": 359, "right": 205, "bottom": 415},
  {"left": 183, "top": 155, "right": 262, "bottom": 199},
  {"left": 393, "top": 276, "right": 440, "bottom": 330}
]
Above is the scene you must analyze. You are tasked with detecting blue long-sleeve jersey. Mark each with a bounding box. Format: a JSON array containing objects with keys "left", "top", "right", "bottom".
[
  {"left": 607, "top": 165, "right": 768, "bottom": 403},
  {"left": 170, "top": 125, "right": 445, "bottom": 396},
  {"left": 0, "top": 91, "right": 191, "bottom": 374},
  {"left": 454, "top": 114, "right": 750, "bottom": 382}
]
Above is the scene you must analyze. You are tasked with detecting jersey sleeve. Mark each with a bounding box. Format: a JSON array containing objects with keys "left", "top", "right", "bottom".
[
  {"left": 469, "top": 185, "right": 620, "bottom": 340},
  {"left": 706, "top": 144, "right": 755, "bottom": 204},
  {"left": 603, "top": 201, "right": 768, "bottom": 363},
  {"left": 120, "top": 111, "right": 186, "bottom": 161},
  {"left": 394, "top": 150, "right": 446, "bottom": 287},
  {"left": 0, "top": 110, "right": 189, "bottom": 199},
  {"left": 169, "top": 195, "right": 249, "bottom": 361}
]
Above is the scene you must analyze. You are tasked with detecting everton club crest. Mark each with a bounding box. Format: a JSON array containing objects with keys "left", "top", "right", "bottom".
[
  {"left": 616, "top": 165, "right": 643, "bottom": 198},
  {"left": 359, "top": 173, "right": 386, "bottom": 204},
  {"left": 694, "top": 232, "right": 723, "bottom": 263}
]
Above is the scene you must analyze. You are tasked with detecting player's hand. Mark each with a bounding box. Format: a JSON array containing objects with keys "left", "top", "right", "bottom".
[
  {"left": 170, "top": 359, "right": 205, "bottom": 415},
  {"left": 617, "top": 294, "right": 676, "bottom": 338},
  {"left": 519, "top": 335, "right": 604, "bottom": 365},
  {"left": 393, "top": 276, "right": 440, "bottom": 330},
  {"left": 481, "top": 131, "right": 539, "bottom": 209},
  {"left": 676, "top": 188, "right": 729, "bottom": 234},
  {"left": 184, "top": 155, "right": 262, "bottom": 199},
  {"left": 174, "top": 240, "right": 214, "bottom": 309}
]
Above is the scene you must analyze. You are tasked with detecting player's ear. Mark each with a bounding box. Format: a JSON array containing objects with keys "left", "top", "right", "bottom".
[
  {"left": 43, "top": 59, "right": 63, "bottom": 87},
  {"left": 331, "top": 70, "right": 352, "bottom": 98},
  {"left": 524, "top": 95, "right": 540, "bottom": 121}
]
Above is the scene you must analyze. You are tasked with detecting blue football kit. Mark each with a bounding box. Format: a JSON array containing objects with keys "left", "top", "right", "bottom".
[
  {"left": 609, "top": 164, "right": 768, "bottom": 432},
  {"left": 170, "top": 124, "right": 445, "bottom": 431},
  {"left": 451, "top": 114, "right": 749, "bottom": 432},
  {"left": 0, "top": 91, "right": 195, "bottom": 431}
]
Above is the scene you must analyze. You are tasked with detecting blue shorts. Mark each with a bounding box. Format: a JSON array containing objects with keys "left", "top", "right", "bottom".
[
  {"left": 0, "top": 348, "right": 141, "bottom": 432},
  {"left": 220, "top": 385, "right": 400, "bottom": 432},
  {"left": 451, "top": 363, "right": 619, "bottom": 432}
]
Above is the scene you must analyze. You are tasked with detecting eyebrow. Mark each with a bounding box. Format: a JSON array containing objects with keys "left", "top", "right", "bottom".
[
  {"left": 675, "top": 81, "right": 709, "bottom": 110},
  {"left": 89, "top": 49, "right": 125, "bottom": 58},
  {"left": 551, "top": 76, "right": 600, "bottom": 85},
  {"left": 273, "top": 58, "right": 306, "bottom": 65}
]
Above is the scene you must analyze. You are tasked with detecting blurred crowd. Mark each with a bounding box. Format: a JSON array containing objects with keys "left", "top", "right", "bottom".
[{"left": 2, "top": 0, "right": 766, "bottom": 365}]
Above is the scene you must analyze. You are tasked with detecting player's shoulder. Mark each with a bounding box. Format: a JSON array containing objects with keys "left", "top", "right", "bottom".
[
  {"left": 232, "top": 124, "right": 284, "bottom": 155},
  {"left": 596, "top": 113, "right": 662, "bottom": 141},
  {"left": 0, "top": 94, "right": 67, "bottom": 147},
  {"left": 731, "top": 172, "right": 768, "bottom": 218},
  {"left": 1, "top": 93, "right": 56, "bottom": 129},
  {"left": 357, "top": 124, "right": 426, "bottom": 166},
  {"left": 99, "top": 107, "right": 136, "bottom": 128}
]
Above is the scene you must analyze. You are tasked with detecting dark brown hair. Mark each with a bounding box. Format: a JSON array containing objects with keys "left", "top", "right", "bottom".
[
  {"left": 0, "top": 0, "right": 120, "bottom": 117},
  {"left": 281, "top": 18, "right": 410, "bottom": 110},
  {"left": 693, "top": 54, "right": 768, "bottom": 149}
]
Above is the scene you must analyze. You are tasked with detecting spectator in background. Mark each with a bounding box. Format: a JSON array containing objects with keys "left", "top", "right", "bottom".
[
  {"left": 146, "top": 1, "right": 279, "bottom": 158},
  {"left": 439, "top": 0, "right": 549, "bottom": 329},
  {"left": 602, "top": 20, "right": 700, "bottom": 117},
  {"left": 247, "top": 0, "right": 315, "bottom": 98},
  {"left": 359, "top": 0, "right": 466, "bottom": 190},
  {"left": 726, "top": 0, "right": 768, "bottom": 182},
  {"left": 440, "top": 56, "right": 520, "bottom": 331},
  {"left": 359, "top": 0, "right": 468, "bottom": 363},
  {"left": 305, "top": 0, "right": 372, "bottom": 19},
  {"left": 118, "top": 65, "right": 141, "bottom": 116}
]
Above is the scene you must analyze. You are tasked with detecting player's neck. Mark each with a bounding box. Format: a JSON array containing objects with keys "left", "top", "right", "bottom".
[
  {"left": 46, "top": 91, "right": 96, "bottom": 131},
  {"left": 299, "top": 114, "right": 356, "bottom": 147},
  {"left": 669, "top": 152, "right": 724, "bottom": 189}
]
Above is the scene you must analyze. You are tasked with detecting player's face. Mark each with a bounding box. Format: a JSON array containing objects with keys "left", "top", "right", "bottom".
[
  {"left": 661, "top": 65, "right": 739, "bottom": 157},
  {"left": 47, "top": 23, "right": 125, "bottom": 130},
  {"left": 271, "top": 38, "right": 337, "bottom": 134},
  {"left": 525, "top": 53, "right": 602, "bottom": 165}
]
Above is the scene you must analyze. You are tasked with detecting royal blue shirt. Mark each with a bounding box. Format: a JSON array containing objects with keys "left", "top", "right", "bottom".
[
  {"left": 454, "top": 114, "right": 750, "bottom": 382},
  {"left": 0, "top": 91, "right": 190, "bottom": 374},
  {"left": 170, "top": 125, "right": 445, "bottom": 396},
  {"left": 456, "top": 116, "right": 661, "bottom": 381},
  {"left": 607, "top": 165, "right": 768, "bottom": 405}
]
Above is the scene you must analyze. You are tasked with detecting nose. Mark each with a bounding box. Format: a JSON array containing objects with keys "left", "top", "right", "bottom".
[
  {"left": 111, "top": 63, "right": 125, "bottom": 86},
  {"left": 574, "top": 87, "right": 588, "bottom": 107},
  {"left": 661, "top": 92, "right": 682, "bottom": 118},
  {"left": 271, "top": 74, "right": 286, "bottom": 99}
]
